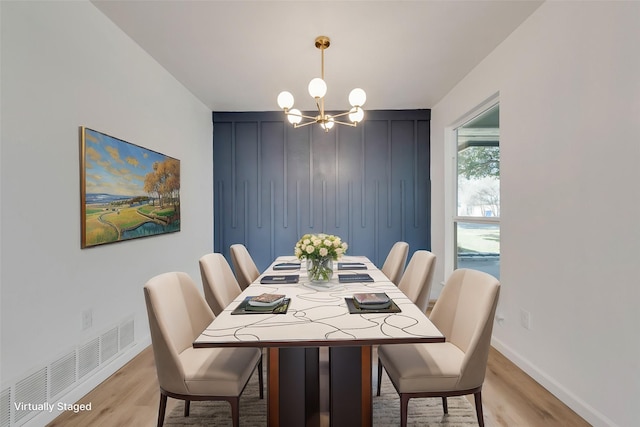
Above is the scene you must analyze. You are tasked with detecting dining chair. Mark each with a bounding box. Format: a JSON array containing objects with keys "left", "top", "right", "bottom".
[
  {"left": 199, "top": 253, "right": 242, "bottom": 316},
  {"left": 380, "top": 241, "right": 409, "bottom": 285},
  {"left": 143, "top": 271, "right": 263, "bottom": 427},
  {"left": 396, "top": 250, "right": 436, "bottom": 313},
  {"left": 230, "top": 243, "right": 260, "bottom": 290},
  {"left": 376, "top": 268, "right": 500, "bottom": 427}
]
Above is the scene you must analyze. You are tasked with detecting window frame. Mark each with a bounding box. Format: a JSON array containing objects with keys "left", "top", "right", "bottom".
[{"left": 444, "top": 95, "right": 500, "bottom": 279}]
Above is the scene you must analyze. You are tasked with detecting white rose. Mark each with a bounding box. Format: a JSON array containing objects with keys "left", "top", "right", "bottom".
[
  {"left": 319, "top": 247, "right": 328, "bottom": 257},
  {"left": 306, "top": 245, "right": 315, "bottom": 254}
]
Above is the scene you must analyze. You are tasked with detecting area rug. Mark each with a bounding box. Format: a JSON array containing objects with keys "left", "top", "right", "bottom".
[{"left": 165, "top": 370, "right": 482, "bottom": 426}]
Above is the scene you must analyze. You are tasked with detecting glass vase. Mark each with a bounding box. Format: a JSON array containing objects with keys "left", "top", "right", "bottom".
[{"left": 307, "top": 257, "right": 334, "bottom": 283}]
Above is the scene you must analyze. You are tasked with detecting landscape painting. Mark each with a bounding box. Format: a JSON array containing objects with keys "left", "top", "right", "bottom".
[{"left": 80, "top": 127, "right": 180, "bottom": 248}]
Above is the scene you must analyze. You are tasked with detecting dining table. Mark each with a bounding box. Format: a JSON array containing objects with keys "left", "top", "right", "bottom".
[{"left": 193, "top": 255, "right": 445, "bottom": 426}]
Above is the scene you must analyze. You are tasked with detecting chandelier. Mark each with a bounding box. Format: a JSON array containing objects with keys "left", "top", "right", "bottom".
[{"left": 277, "top": 36, "right": 367, "bottom": 132}]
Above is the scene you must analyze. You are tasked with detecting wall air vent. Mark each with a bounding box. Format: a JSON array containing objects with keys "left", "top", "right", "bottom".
[
  {"left": 1, "top": 388, "right": 11, "bottom": 427},
  {"left": 119, "top": 318, "right": 134, "bottom": 349},
  {"left": 101, "top": 327, "right": 119, "bottom": 363},
  {"left": 49, "top": 351, "right": 77, "bottom": 399},
  {"left": 14, "top": 368, "right": 47, "bottom": 423},
  {"left": 78, "top": 338, "right": 100, "bottom": 379}
]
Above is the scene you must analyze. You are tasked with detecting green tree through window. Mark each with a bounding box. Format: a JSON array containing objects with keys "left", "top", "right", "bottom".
[{"left": 454, "top": 103, "right": 500, "bottom": 279}]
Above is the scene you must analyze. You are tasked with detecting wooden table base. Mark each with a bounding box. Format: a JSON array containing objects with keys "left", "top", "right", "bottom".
[{"left": 267, "top": 346, "right": 372, "bottom": 427}]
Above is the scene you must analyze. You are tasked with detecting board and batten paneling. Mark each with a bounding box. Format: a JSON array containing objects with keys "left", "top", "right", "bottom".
[{"left": 212, "top": 110, "right": 431, "bottom": 272}]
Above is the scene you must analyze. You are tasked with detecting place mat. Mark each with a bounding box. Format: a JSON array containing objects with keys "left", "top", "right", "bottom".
[
  {"left": 345, "top": 298, "right": 401, "bottom": 314},
  {"left": 338, "top": 273, "right": 374, "bottom": 283},
  {"left": 337, "top": 262, "right": 367, "bottom": 270},
  {"left": 231, "top": 297, "right": 291, "bottom": 315},
  {"left": 273, "top": 262, "right": 301, "bottom": 270},
  {"left": 260, "top": 274, "right": 299, "bottom": 284}
]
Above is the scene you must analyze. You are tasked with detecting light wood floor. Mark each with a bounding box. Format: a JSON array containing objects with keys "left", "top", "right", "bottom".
[{"left": 48, "top": 345, "right": 590, "bottom": 427}]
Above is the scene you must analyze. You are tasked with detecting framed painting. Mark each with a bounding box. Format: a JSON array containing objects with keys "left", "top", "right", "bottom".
[{"left": 80, "top": 127, "right": 180, "bottom": 248}]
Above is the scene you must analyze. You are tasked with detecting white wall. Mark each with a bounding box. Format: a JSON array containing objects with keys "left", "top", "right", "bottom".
[
  {"left": 1, "top": 2, "right": 213, "bottom": 425},
  {"left": 430, "top": 2, "right": 639, "bottom": 427}
]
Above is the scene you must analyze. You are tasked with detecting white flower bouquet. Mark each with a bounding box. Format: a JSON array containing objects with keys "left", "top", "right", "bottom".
[
  {"left": 294, "top": 233, "right": 348, "bottom": 261},
  {"left": 294, "top": 233, "right": 348, "bottom": 283}
]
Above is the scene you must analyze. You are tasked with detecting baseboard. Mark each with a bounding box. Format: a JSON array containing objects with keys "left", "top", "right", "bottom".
[
  {"left": 491, "top": 337, "right": 618, "bottom": 427},
  {"left": 22, "top": 336, "right": 150, "bottom": 427}
]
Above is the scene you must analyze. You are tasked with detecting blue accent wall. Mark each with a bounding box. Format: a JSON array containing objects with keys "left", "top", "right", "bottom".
[{"left": 212, "top": 110, "right": 431, "bottom": 272}]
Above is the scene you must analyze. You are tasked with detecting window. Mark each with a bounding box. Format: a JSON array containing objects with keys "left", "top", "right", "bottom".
[{"left": 454, "top": 103, "right": 500, "bottom": 279}]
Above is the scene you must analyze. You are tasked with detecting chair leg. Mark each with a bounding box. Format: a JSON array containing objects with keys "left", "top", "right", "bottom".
[
  {"left": 442, "top": 396, "right": 448, "bottom": 414},
  {"left": 258, "top": 355, "right": 264, "bottom": 399},
  {"left": 157, "top": 392, "right": 168, "bottom": 427},
  {"left": 183, "top": 400, "right": 190, "bottom": 417},
  {"left": 230, "top": 397, "right": 240, "bottom": 427},
  {"left": 400, "top": 394, "right": 410, "bottom": 427},
  {"left": 376, "top": 358, "right": 383, "bottom": 396},
  {"left": 474, "top": 391, "right": 485, "bottom": 427}
]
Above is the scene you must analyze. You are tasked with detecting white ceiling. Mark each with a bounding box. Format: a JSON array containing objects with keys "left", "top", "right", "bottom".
[{"left": 91, "top": 1, "right": 543, "bottom": 112}]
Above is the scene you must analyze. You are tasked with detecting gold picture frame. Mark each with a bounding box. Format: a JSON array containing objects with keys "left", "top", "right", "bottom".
[{"left": 80, "top": 127, "right": 180, "bottom": 248}]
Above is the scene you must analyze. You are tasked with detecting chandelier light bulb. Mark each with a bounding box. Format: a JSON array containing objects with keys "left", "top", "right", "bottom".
[
  {"left": 349, "top": 107, "right": 364, "bottom": 123},
  {"left": 320, "top": 115, "right": 335, "bottom": 131},
  {"left": 277, "top": 91, "right": 295, "bottom": 110},
  {"left": 308, "top": 78, "right": 327, "bottom": 99},
  {"left": 348, "top": 88, "right": 367, "bottom": 107},
  {"left": 288, "top": 108, "right": 303, "bottom": 125}
]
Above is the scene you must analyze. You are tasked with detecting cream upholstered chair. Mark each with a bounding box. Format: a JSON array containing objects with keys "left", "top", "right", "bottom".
[
  {"left": 397, "top": 250, "right": 436, "bottom": 313},
  {"left": 230, "top": 244, "right": 260, "bottom": 290},
  {"left": 143, "top": 272, "right": 263, "bottom": 427},
  {"left": 380, "top": 241, "right": 409, "bottom": 285},
  {"left": 199, "top": 253, "right": 242, "bottom": 316},
  {"left": 376, "top": 268, "right": 500, "bottom": 427}
]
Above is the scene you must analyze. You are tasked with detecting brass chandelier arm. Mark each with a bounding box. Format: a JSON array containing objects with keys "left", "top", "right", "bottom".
[
  {"left": 287, "top": 115, "right": 360, "bottom": 129},
  {"left": 285, "top": 108, "right": 354, "bottom": 121},
  {"left": 292, "top": 120, "right": 319, "bottom": 129},
  {"left": 284, "top": 110, "right": 317, "bottom": 121},
  {"left": 316, "top": 98, "right": 325, "bottom": 119},
  {"left": 293, "top": 118, "right": 358, "bottom": 129},
  {"left": 285, "top": 107, "right": 362, "bottom": 128},
  {"left": 329, "top": 119, "right": 358, "bottom": 127},
  {"left": 328, "top": 110, "right": 354, "bottom": 120}
]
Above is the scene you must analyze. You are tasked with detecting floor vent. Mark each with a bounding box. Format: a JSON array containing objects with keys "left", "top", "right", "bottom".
[
  {"left": 1, "top": 388, "right": 11, "bottom": 427},
  {"left": 78, "top": 338, "right": 100, "bottom": 379},
  {"left": 14, "top": 368, "right": 47, "bottom": 423},
  {"left": 119, "top": 318, "right": 134, "bottom": 349},
  {"left": 100, "top": 327, "right": 119, "bottom": 363},
  {"left": 49, "top": 351, "right": 77, "bottom": 399}
]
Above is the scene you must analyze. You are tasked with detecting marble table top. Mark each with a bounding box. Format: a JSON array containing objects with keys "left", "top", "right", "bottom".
[{"left": 193, "top": 256, "right": 444, "bottom": 348}]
